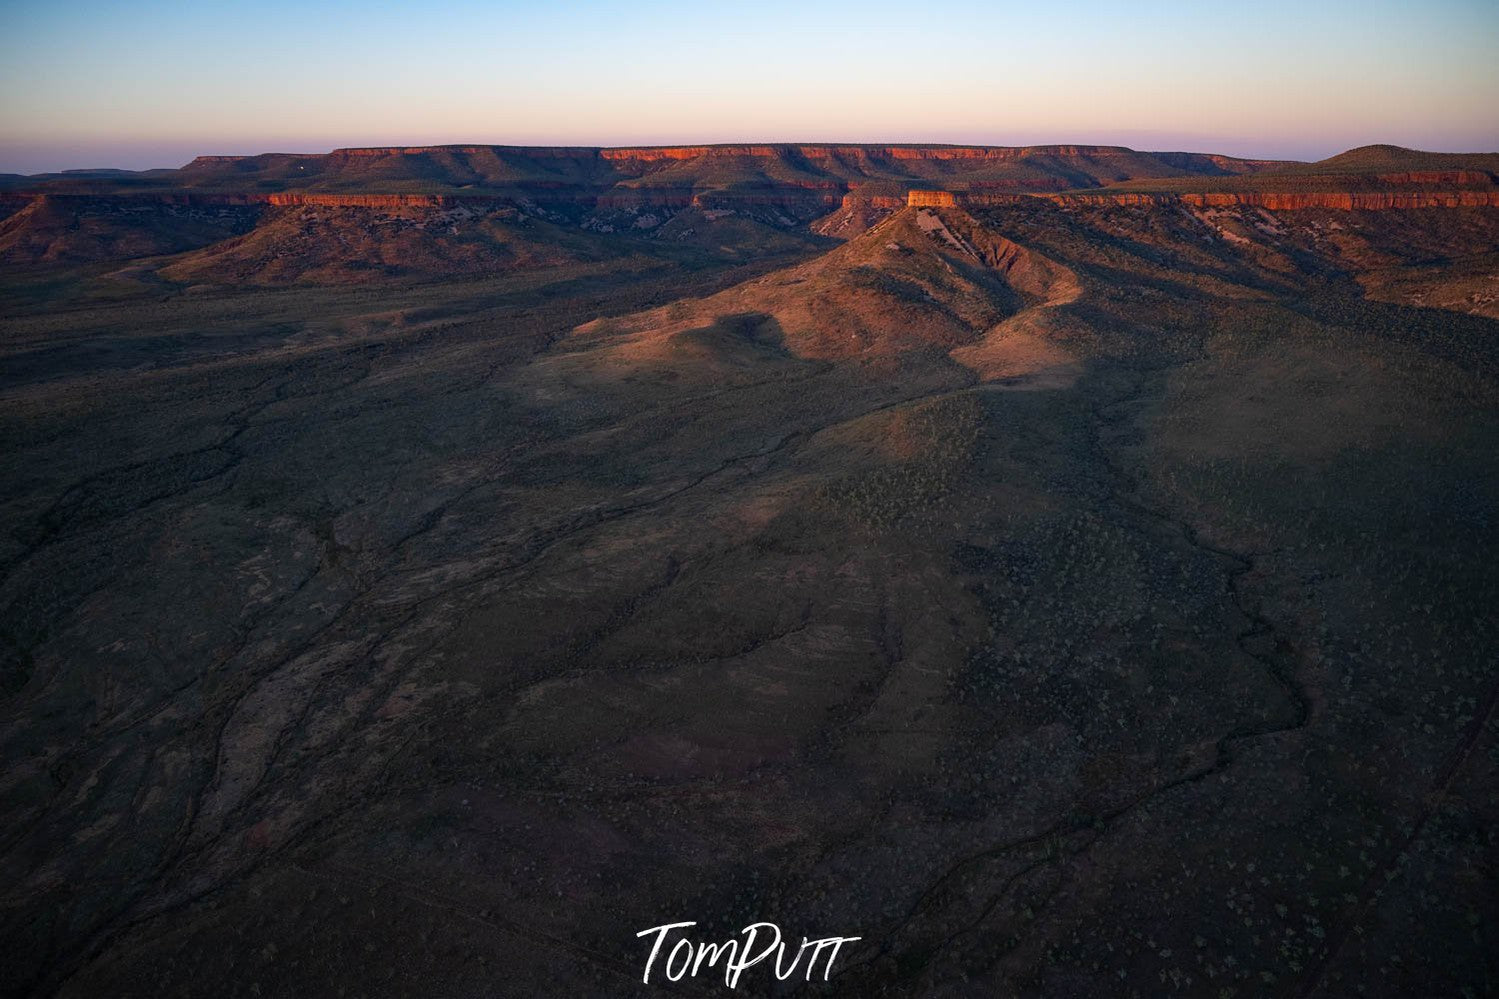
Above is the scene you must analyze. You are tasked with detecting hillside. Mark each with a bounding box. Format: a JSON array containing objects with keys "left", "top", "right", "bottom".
[
  {"left": 1087, "top": 145, "right": 1499, "bottom": 196},
  {"left": 1306, "top": 143, "right": 1499, "bottom": 173},
  {"left": 3, "top": 144, "right": 1495, "bottom": 279},
  {"left": 0, "top": 196, "right": 258, "bottom": 266},
  {"left": 1, "top": 141, "right": 1497, "bottom": 998},
  {"left": 12, "top": 143, "right": 1294, "bottom": 200}
]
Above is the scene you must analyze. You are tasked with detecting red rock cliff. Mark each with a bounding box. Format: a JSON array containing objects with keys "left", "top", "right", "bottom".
[{"left": 1035, "top": 191, "right": 1499, "bottom": 209}]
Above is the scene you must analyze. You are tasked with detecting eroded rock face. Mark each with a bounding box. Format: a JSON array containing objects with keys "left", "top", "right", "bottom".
[
  {"left": 956, "top": 190, "right": 1499, "bottom": 210},
  {"left": 82, "top": 143, "right": 1303, "bottom": 201},
  {"left": 5, "top": 145, "right": 1497, "bottom": 282},
  {"left": 262, "top": 193, "right": 462, "bottom": 209},
  {"left": 14, "top": 144, "right": 1496, "bottom": 244},
  {"left": 907, "top": 190, "right": 957, "bottom": 207},
  {"left": 598, "top": 143, "right": 1152, "bottom": 162},
  {"left": 2, "top": 165, "right": 1498, "bottom": 998},
  {"left": 1029, "top": 190, "right": 1499, "bottom": 209},
  {"left": 1178, "top": 190, "right": 1499, "bottom": 209}
]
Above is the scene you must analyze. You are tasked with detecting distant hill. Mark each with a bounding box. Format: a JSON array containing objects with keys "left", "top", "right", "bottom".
[
  {"left": 1080, "top": 145, "right": 1499, "bottom": 196},
  {"left": 6, "top": 143, "right": 1298, "bottom": 202},
  {"left": 1308, "top": 144, "right": 1499, "bottom": 174},
  {"left": 4, "top": 143, "right": 1494, "bottom": 273},
  {"left": 11, "top": 143, "right": 1496, "bottom": 210}
]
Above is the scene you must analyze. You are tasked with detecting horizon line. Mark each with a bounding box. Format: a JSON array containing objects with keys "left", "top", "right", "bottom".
[{"left": 13, "top": 139, "right": 1499, "bottom": 177}]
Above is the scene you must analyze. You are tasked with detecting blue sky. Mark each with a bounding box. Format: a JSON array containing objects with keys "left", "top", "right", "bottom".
[{"left": 1, "top": 0, "right": 1495, "bottom": 172}]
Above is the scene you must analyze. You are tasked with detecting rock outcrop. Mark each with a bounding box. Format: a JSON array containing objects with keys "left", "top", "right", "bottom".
[
  {"left": 921, "top": 188, "right": 1499, "bottom": 211},
  {"left": 1036, "top": 190, "right": 1499, "bottom": 210},
  {"left": 5, "top": 143, "right": 1495, "bottom": 271},
  {"left": 262, "top": 192, "right": 467, "bottom": 209},
  {"left": 21, "top": 144, "right": 1497, "bottom": 227},
  {"left": 907, "top": 190, "right": 957, "bottom": 207},
  {"left": 66, "top": 143, "right": 1302, "bottom": 203}
]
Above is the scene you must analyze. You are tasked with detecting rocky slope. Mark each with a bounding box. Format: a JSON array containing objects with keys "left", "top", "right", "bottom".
[
  {"left": 3, "top": 176, "right": 1496, "bottom": 997},
  {"left": 12, "top": 143, "right": 1288, "bottom": 201},
  {"left": 0, "top": 196, "right": 259, "bottom": 266},
  {"left": 2, "top": 144, "right": 1493, "bottom": 278}
]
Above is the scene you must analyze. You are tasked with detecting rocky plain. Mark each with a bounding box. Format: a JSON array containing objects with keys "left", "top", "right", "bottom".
[{"left": 1, "top": 142, "right": 1497, "bottom": 997}]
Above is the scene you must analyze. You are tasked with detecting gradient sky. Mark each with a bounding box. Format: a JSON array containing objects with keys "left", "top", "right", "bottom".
[{"left": 1, "top": 0, "right": 1495, "bottom": 173}]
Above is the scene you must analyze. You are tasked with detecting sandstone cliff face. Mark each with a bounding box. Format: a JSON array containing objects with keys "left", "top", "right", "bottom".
[
  {"left": 263, "top": 192, "right": 464, "bottom": 209},
  {"left": 1370, "top": 170, "right": 1495, "bottom": 186},
  {"left": 53, "top": 145, "right": 1497, "bottom": 229},
  {"left": 4, "top": 179, "right": 1495, "bottom": 257},
  {"left": 1034, "top": 191, "right": 1499, "bottom": 209},
  {"left": 1179, "top": 190, "right": 1499, "bottom": 209},
  {"left": 197, "top": 143, "right": 1151, "bottom": 169},
  {"left": 907, "top": 190, "right": 957, "bottom": 207},
  {"left": 596, "top": 144, "right": 1148, "bottom": 163},
  {"left": 5, "top": 156, "right": 1496, "bottom": 273},
  {"left": 144, "top": 143, "right": 1312, "bottom": 202},
  {"left": 944, "top": 188, "right": 1499, "bottom": 210},
  {"left": 601, "top": 145, "right": 785, "bottom": 161}
]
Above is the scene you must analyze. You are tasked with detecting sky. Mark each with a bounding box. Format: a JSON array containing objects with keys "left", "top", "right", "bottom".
[{"left": 1, "top": 0, "right": 1495, "bottom": 173}]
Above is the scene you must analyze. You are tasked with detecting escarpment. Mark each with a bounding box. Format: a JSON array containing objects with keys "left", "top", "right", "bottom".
[
  {"left": 1036, "top": 190, "right": 1499, "bottom": 209},
  {"left": 28, "top": 142, "right": 1302, "bottom": 200},
  {"left": 907, "top": 190, "right": 958, "bottom": 207},
  {"left": 262, "top": 192, "right": 470, "bottom": 208},
  {"left": 14, "top": 142, "right": 1497, "bottom": 213},
  {"left": 4, "top": 142, "right": 1495, "bottom": 272},
  {"left": 1180, "top": 190, "right": 1499, "bottom": 209}
]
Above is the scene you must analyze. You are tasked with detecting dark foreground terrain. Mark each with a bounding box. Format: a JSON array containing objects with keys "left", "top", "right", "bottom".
[{"left": 2, "top": 144, "right": 1497, "bottom": 997}]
